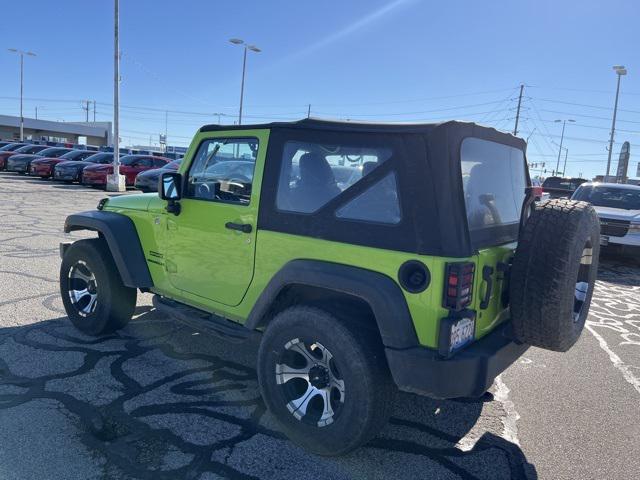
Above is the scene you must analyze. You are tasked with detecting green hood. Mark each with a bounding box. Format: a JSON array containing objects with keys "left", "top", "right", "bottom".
[{"left": 103, "top": 193, "right": 155, "bottom": 212}]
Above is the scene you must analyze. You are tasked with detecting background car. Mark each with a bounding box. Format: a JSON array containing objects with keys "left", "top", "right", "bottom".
[
  {"left": 572, "top": 182, "right": 640, "bottom": 255},
  {"left": 53, "top": 152, "right": 119, "bottom": 183},
  {"left": 542, "top": 176, "right": 587, "bottom": 199},
  {"left": 6, "top": 147, "right": 73, "bottom": 174},
  {"left": 81, "top": 154, "right": 170, "bottom": 188},
  {"left": 0, "top": 143, "right": 38, "bottom": 170},
  {"left": 30, "top": 149, "right": 97, "bottom": 178},
  {"left": 134, "top": 159, "right": 182, "bottom": 192}
]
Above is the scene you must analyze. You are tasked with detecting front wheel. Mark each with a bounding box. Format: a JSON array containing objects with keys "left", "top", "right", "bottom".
[
  {"left": 257, "top": 306, "right": 395, "bottom": 456},
  {"left": 60, "top": 238, "right": 136, "bottom": 335}
]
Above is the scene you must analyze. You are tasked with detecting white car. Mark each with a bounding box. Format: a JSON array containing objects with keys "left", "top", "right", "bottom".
[{"left": 571, "top": 182, "right": 640, "bottom": 252}]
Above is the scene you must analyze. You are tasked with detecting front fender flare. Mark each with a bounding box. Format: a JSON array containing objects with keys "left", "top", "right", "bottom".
[
  {"left": 63, "top": 210, "right": 153, "bottom": 289},
  {"left": 245, "top": 259, "right": 419, "bottom": 349}
]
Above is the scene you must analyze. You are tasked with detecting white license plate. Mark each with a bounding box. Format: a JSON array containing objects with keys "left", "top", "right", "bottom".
[
  {"left": 450, "top": 317, "right": 475, "bottom": 353},
  {"left": 600, "top": 235, "right": 609, "bottom": 246}
]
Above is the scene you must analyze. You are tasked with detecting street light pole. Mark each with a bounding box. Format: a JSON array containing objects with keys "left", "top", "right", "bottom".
[
  {"left": 8, "top": 48, "right": 36, "bottom": 141},
  {"left": 606, "top": 65, "right": 627, "bottom": 182},
  {"left": 554, "top": 119, "right": 575, "bottom": 175},
  {"left": 229, "top": 39, "right": 261, "bottom": 125},
  {"left": 107, "top": 0, "right": 125, "bottom": 192}
]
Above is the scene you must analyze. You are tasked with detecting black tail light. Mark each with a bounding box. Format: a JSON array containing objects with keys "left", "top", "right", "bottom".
[{"left": 443, "top": 262, "right": 475, "bottom": 310}]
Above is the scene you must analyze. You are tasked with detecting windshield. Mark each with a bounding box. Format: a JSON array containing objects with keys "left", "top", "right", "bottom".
[
  {"left": 14, "top": 145, "right": 47, "bottom": 154},
  {"left": 542, "top": 177, "right": 585, "bottom": 190},
  {"left": 461, "top": 137, "right": 527, "bottom": 247},
  {"left": 85, "top": 153, "right": 114, "bottom": 164},
  {"left": 572, "top": 185, "right": 640, "bottom": 210},
  {"left": 59, "top": 150, "right": 94, "bottom": 161},
  {"left": 38, "top": 147, "right": 72, "bottom": 158},
  {"left": 0, "top": 143, "right": 25, "bottom": 152}
]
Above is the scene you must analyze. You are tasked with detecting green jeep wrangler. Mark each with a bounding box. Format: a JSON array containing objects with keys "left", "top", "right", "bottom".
[{"left": 59, "top": 119, "right": 600, "bottom": 455}]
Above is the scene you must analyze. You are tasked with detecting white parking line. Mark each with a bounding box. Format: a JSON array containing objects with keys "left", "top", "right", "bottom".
[{"left": 585, "top": 324, "right": 640, "bottom": 395}]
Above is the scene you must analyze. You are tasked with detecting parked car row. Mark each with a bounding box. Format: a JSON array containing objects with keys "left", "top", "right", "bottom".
[{"left": 0, "top": 140, "right": 182, "bottom": 192}]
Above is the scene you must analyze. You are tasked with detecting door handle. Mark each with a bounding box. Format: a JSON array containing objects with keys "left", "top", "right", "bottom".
[
  {"left": 225, "top": 222, "right": 252, "bottom": 233},
  {"left": 480, "top": 266, "right": 494, "bottom": 309}
]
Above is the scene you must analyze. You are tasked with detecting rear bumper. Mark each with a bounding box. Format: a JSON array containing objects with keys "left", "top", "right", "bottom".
[
  {"left": 6, "top": 161, "right": 28, "bottom": 172},
  {"left": 385, "top": 322, "right": 528, "bottom": 399},
  {"left": 31, "top": 164, "right": 53, "bottom": 176},
  {"left": 54, "top": 169, "right": 79, "bottom": 181},
  {"left": 82, "top": 173, "right": 107, "bottom": 185}
]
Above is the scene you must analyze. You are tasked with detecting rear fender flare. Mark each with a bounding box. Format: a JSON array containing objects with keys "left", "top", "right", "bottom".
[{"left": 245, "top": 259, "right": 419, "bottom": 349}]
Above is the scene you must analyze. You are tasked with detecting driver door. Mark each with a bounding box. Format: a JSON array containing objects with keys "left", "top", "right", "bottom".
[{"left": 165, "top": 130, "right": 268, "bottom": 307}]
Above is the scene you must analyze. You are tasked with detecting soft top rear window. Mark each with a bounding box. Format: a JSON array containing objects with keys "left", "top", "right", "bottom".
[{"left": 461, "top": 137, "right": 526, "bottom": 248}]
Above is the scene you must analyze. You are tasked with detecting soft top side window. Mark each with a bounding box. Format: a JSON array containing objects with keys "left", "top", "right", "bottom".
[{"left": 276, "top": 140, "right": 392, "bottom": 214}]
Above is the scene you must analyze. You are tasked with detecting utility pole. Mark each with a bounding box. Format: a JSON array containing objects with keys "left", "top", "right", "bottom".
[
  {"left": 606, "top": 65, "right": 627, "bottom": 181},
  {"left": 554, "top": 119, "right": 575, "bottom": 175},
  {"left": 107, "top": 0, "right": 125, "bottom": 192},
  {"left": 93, "top": 100, "right": 96, "bottom": 122},
  {"left": 513, "top": 84, "right": 524, "bottom": 136},
  {"left": 82, "top": 100, "right": 90, "bottom": 122},
  {"left": 35, "top": 106, "right": 38, "bottom": 120},
  {"left": 562, "top": 147, "right": 568, "bottom": 176},
  {"left": 307, "top": 104, "right": 311, "bottom": 118},
  {"left": 164, "top": 110, "right": 168, "bottom": 150}
]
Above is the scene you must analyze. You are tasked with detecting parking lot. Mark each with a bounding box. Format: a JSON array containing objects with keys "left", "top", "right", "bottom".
[{"left": 0, "top": 171, "right": 638, "bottom": 480}]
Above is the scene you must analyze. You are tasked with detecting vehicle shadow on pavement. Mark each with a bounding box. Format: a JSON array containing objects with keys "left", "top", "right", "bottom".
[{"left": 0, "top": 307, "right": 537, "bottom": 480}]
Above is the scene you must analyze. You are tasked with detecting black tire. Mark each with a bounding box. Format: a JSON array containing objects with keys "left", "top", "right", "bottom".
[
  {"left": 510, "top": 199, "right": 600, "bottom": 351},
  {"left": 60, "top": 238, "right": 136, "bottom": 335},
  {"left": 257, "top": 306, "right": 395, "bottom": 456}
]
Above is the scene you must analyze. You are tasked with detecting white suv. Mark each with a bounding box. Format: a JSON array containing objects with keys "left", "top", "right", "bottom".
[{"left": 572, "top": 182, "right": 640, "bottom": 252}]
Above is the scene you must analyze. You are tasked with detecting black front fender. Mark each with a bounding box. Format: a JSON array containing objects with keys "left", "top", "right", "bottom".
[{"left": 63, "top": 210, "right": 153, "bottom": 289}]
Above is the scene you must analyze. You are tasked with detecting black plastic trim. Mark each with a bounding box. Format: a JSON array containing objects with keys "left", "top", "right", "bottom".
[
  {"left": 386, "top": 322, "right": 529, "bottom": 399},
  {"left": 63, "top": 210, "right": 153, "bottom": 288},
  {"left": 245, "top": 259, "right": 419, "bottom": 349}
]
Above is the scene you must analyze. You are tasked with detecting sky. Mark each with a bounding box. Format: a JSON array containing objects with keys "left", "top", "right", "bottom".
[{"left": 0, "top": 0, "right": 639, "bottom": 179}]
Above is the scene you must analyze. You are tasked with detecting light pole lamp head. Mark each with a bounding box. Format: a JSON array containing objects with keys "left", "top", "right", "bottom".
[
  {"left": 247, "top": 45, "right": 261, "bottom": 53},
  {"left": 229, "top": 38, "right": 244, "bottom": 45},
  {"left": 8, "top": 48, "right": 18, "bottom": 53},
  {"left": 613, "top": 65, "right": 627, "bottom": 76}
]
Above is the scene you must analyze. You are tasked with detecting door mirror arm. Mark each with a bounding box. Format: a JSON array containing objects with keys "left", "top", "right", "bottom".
[{"left": 166, "top": 200, "right": 181, "bottom": 216}]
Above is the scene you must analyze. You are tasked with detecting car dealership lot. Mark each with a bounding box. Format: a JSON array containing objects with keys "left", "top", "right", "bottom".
[{"left": 0, "top": 172, "right": 639, "bottom": 480}]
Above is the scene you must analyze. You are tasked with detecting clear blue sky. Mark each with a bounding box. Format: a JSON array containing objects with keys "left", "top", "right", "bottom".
[{"left": 0, "top": 0, "right": 638, "bottom": 179}]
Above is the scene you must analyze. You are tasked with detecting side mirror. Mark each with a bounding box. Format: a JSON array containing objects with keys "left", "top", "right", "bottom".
[{"left": 160, "top": 172, "right": 182, "bottom": 215}]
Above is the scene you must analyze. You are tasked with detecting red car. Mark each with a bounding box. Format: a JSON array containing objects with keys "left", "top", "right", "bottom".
[
  {"left": 81, "top": 154, "right": 170, "bottom": 187},
  {"left": 30, "top": 149, "right": 97, "bottom": 178},
  {"left": 0, "top": 143, "right": 39, "bottom": 170}
]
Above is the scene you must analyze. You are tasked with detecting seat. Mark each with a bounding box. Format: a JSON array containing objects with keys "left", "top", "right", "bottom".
[{"left": 288, "top": 152, "right": 341, "bottom": 212}]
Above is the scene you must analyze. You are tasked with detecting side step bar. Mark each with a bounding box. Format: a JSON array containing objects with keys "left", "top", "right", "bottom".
[{"left": 152, "top": 295, "right": 256, "bottom": 343}]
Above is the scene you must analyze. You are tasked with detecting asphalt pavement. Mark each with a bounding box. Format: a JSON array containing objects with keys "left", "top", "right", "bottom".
[{"left": 0, "top": 172, "right": 638, "bottom": 480}]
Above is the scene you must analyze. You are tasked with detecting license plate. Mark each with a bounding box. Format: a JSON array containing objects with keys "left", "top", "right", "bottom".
[
  {"left": 450, "top": 317, "right": 475, "bottom": 353},
  {"left": 600, "top": 235, "right": 609, "bottom": 246}
]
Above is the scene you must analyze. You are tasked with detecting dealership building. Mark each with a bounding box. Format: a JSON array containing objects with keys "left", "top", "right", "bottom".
[{"left": 0, "top": 114, "right": 112, "bottom": 146}]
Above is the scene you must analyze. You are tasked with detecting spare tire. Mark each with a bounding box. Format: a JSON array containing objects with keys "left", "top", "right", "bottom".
[{"left": 510, "top": 199, "right": 600, "bottom": 352}]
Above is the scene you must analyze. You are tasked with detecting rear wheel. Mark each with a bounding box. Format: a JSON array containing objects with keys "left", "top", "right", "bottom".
[
  {"left": 257, "top": 306, "right": 394, "bottom": 456},
  {"left": 60, "top": 238, "right": 136, "bottom": 335}
]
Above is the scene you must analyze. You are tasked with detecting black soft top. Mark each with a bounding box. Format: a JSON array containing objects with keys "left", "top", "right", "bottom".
[
  {"left": 201, "top": 118, "right": 524, "bottom": 146},
  {"left": 201, "top": 118, "right": 528, "bottom": 257}
]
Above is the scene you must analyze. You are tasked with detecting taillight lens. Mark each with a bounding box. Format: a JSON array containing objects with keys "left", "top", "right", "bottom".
[{"left": 443, "top": 262, "right": 475, "bottom": 310}]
